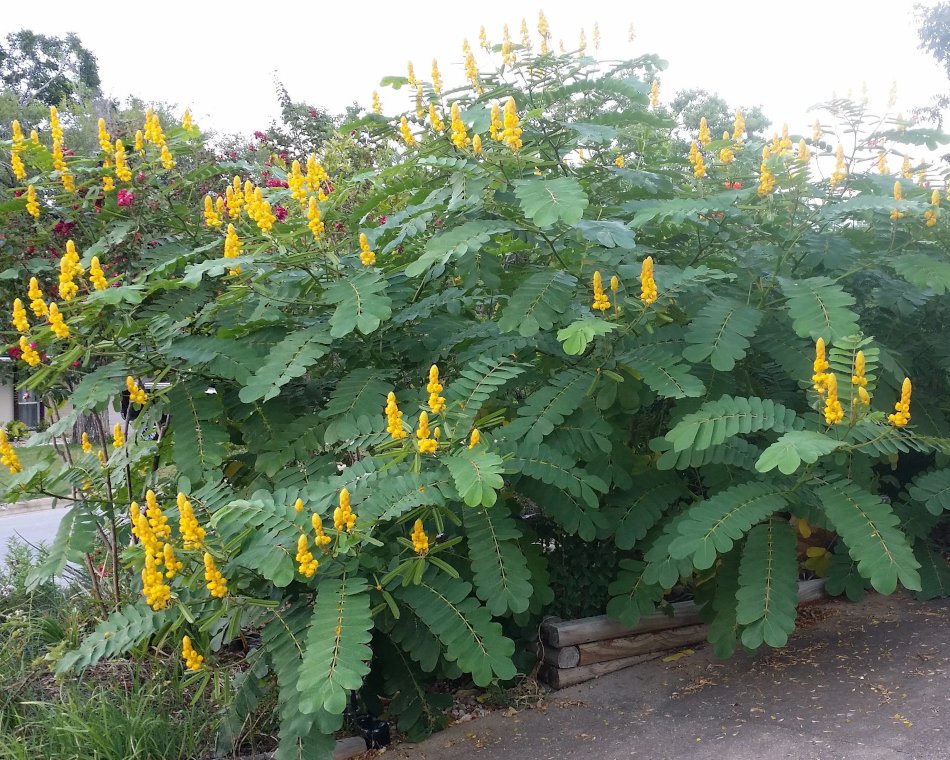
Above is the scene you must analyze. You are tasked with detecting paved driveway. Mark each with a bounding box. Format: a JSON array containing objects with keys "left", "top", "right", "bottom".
[{"left": 0, "top": 506, "right": 68, "bottom": 563}]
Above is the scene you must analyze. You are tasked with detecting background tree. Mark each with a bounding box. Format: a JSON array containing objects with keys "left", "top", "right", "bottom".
[
  {"left": 670, "top": 88, "right": 769, "bottom": 137},
  {"left": 0, "top": 31, "right": 100, "bottom": 109},
  {"left": 916, "top": 2, "right": 950, "bottom": 138}
]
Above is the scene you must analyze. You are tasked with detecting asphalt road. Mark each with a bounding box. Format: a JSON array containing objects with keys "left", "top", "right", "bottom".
[{"left": 0, "top": 507, "right": 67, "bottom": 563}]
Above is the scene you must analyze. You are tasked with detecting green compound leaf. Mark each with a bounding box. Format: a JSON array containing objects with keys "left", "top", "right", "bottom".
[
  {"left": 169, "top": 380, "right": 230, "bottom": 483},
  {"left": 606, "top": 559, "right": 665, "bottom": 627},
  {"left": 780, "top": 276, "right": 860, "bottom": 342},
  {"left": 707, "top": 547, "right": 743, "bottom": 659},
  {"left": 618, "top": 345, "right": 706, "bottom": 399},
  {"left": 444, "top": 448, "right": 506, "bottom": 507},
  {"left": 212, "top": 494, "right": 301, "bottom": 587},
  {"left": 239, "top": 325, "right": 332, "bottom": 403},
  {"left": 465, "top": 505, "right": 534, "bottom": 615},
  {"left": 323, "top": 270, "right": 392, "bottom": 338},
  {"left": 735, "top": 521, "right": 799, "bottom": 649},
  {"left": 664, "top": 395, "right": 801, "bottom": 454},
  {"left": 824, "top": 544, "right": 869, "bottom": 602},
  {"left": 890, "top": 253, "right": 950, "bottom": 295},
  {"left": 812, "top": 476, "right": 921, "bottom": 594},
  {"left": 755, "top": 430, "right": 843, "bottom": 475},
  {"left": 512, "top": 368, "right": 592, "bottom": 444},
  {"left": 404, "top": 220, "right": 514, "bottom": 278},
  {"left": 682, "top": 297, "right": 763, "bottom": 371},
  {"left": 557, "top": 318, "right": 618, "bottom": 355},
  {"left": 319, "top": 368, "right": 392, "bottom": 445},
  {"left": 608, "top": 472, "right": 685, "bottom": 550},
  {"left": 498, "top": 269, "right": 577, "bottom": 337},
  {"left": 513, "top": 176, "right": 589, "bottom": 227},
  {"left": 509, "top": 442, "right": 608, "bottom": 509},
  {"left": 913, "top": 541, "right": 950, "bottom": 601},
  {"left": 56, "top": 602, "right": 171, "bottom": 675},
  {"left": 668, "top": 481, "right": 789, "bottom": 570},
  {"left": 297, "top": 576, "right": 373, "bottom": 716},
  {"left": 445, "top": 356, "right": 527, "bottom": 435},
  {"left": 398, "top": 573, "right": 516, "bottom": 686},
  {"left": 906, "top": 468, "right": 950, "bottom": 516}
]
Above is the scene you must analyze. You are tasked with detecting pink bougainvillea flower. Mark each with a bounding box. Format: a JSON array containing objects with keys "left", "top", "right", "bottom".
[{"left": 117, "top": 189, "right": 135, "bottom": 207}]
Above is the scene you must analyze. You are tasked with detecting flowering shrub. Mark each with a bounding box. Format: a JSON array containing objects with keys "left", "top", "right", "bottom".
[{"left": 3, "top": 16, "right": 950, "bottom": 756}]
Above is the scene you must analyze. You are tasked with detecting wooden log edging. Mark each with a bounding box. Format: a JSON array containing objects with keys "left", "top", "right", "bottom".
[{"left": 535, "top": 578, "right": 827, "bottom": 690}]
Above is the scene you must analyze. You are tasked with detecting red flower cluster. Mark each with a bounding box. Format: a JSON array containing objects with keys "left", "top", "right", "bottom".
[
  {"left": 117, "top": 189, "right": 135, "bottom": 207},
  {"left": 53, "top": 220, "right": 76, "bottom": 237},
  {"left": 724, "top": 181, "right": 743, "bottom": 190},
  {"left": 254, "top": 131, "right": 267, "bottom": 141},
  {"left": 266, "top": 178, "right": 288, "bottom": 188},
  {"left": 274, "top": 205, "right": 288, "bottom": 221}
]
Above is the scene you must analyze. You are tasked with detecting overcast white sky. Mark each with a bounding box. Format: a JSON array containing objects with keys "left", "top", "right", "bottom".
[{"left": 6, "top": 1, "right": 949, "bottom": 138}]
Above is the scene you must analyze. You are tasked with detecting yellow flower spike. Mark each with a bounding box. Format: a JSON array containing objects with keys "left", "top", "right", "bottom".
[
  {"left": 698, "top": 117, "right": 711, "bottom": 147},
  {"left": 11, "top": 299, "right": 29, "bottom": 333},
  {"left": 415, "top": 85, "right": 425, "bottom": 120},
  {"left": 823, "top": 372, "right": 844, "bottom": 425},
  {"left": 416, "top": 411, "right": 438, "bottom": 454},
  {"left": 385, "top": 391, "right": 408, "bottom": 440},
  {"left": 126, "top": 376, "right": 148, "bottom": 405},
  {"left": 719, "top": 146, "right": 735, "bottom": 165},
  {"left": 640, "top": 257, "right": 658, "bottom": 305},
  {"left": 732, "top": 110, "right": 746, "bottom": 142},
  {"left": 177, "top": 492, "right": 206, "bottom": 549},
  {"left": 877, "top": 151, "right": 889, "bottom": 175},
  {"left": 538, "top": 10, "right": 551, "bottom": 54},
  {"left": 428, "top": 103, "right": 445, "bottom": 134},
  {"left": 295, "top": 534, "right": 319, "bottom": 577},
  {"left": 10, "top": 120, "right": 26, "bottom": 180},
  {"left": 723, "top": 131, "right": 730, "bottom": 141},
  {"left": 305, "top": 154, "right": 328, "bottom": 191},
  {"left": 610, "top": 275, "right": 620, "bottom": 295},
  {"left": 334, "top": 487, "right": 357, "bottom": 532},
  {"left": 900, "top": 156, "right": 912, "bottom": 179},
  {"left": 811, "top": 338, "right": 830, "bottom": 396},
  {"left": 472, "top": 134, "right": 483, "bottom": 155},
  {"left": 593, "top": 21, "right": 601, "bottom": 49},
  {"left": 47, "top": 302, "right": 70, "bottom": 339},
  {"left": 463, "top": 40, "right": 482, "bottom": 93},
  {"left": 578, "top": 29, "right": 587, "bottom": 55},
  {"left": 450, "top": 103, "right": 470, "bottom": 150},
  {"left": 97, "top": 450, "right": 107, "bottom": 466},
  {"left": 358, "top": 232, "right": 376, "bottom": 267},
  {"left": 18, "top": 336, "right": 41, "bottom": 367},
  {"left": 160, "top": 144, "right": 175, "bottom": 170},
  {"left": 591, "top": 271, "right": 611, "bottom": 312},
  {"left": 615, "top": 154, "right": 625, "bottom": 168},
  {"left": 28, "top": 277, "right": 47, "bottom": 317},
  {"left": 796, "top": 140, "right": 811, "bottom": 163},
  {"left": 29, "top": 129, "right": 39, "bottom": 146},
  {"left": 502, "top": 97, "right": 523, "bottom": 152},
  {"left": 145, "top": 489, "right": 171, "bottom": 539},
  {"left": 25, "top": 185, "right": 40, "bottom": 219},
  {"left": 49, "top": 106, "right": 63, "bottom": 143},
  {"left": 203, "top": 195, "right": 222, "bottom": 227},
  {"left": 294, "top": 497, "right": 305, "bottom": 513},
  {"left": 520, "top": 18, "right": 532, "bottom": 50},
  {"left": 400, "top": 116, "right": 416, "bottom": 148},
  {"left": 931, "top": 189, "right": 941, "bottom": 207},
  {"left": 142, "top": 551, "right": 171, "bottom": 610},
  {"left": 311, "top": 513, "right": 332, "bottom": 547},
  {"left": 306, "top": 197, "right": 325, "bottom": 242},
  {"left": 431, "top": 59, "right": 443, "bottom": 96},
  {"left": 288, "top": 160, "right": 306, "bottom": 207},
  {"left": 182, "top": 109, "right": 194, "bottom": 131},
  {"left": 830, "top": 144, "right": 847, "bottom": 187},
  {"left": 479, "top": 25, "right": 490, "bottom": 51},
  {"left": 502, "top": 24, "right": 515, "bottom": 66},
  {"left": 203, "top": 552, "right": 228, "bottom": 598},
  {"left": 427, "top": 364, "right": 446, "bottom": 414},
  {"left": 757, "top": 158, "right": 776, "bottom": 197},
  {"left": 89, "top": 256, "right": 109, "bottom": 291},
  {"left": 371, "top": 90, "right": 382, "bottom": 115},
  {"left": 410, "top": 519, "right": 429, "bottom": 555},
  {"left": 81, "top": 432, "right": 93, "bottom": 454},
  {"left": 812, "top": 119, "right": 822, "bottom": 144},
  {"left": 134, "top": 129, "right": 144, "bottom": 152},
  {"left": 489, "top": 103, "right": 503, "bottom": 141},
  {"left": 407, "top": 61, "right": 418, "bottom": 87},
  {"left": 181, "top": 636, "right": 204, "bottom": 671},
  {"left": 888, "top": 378, "right": 912, "bottom": 427},
  {"left": 0, "top": 430, "right": 22, "bottom": 475},
  {"left": 891, "top": 181, "right": 905, "bottom": 221},
  {"left": 163, "top": 543, "right": 183, "bottom": 579},
  {"left": 468, "top": 428, "right": 481, "bottom": 448},
  {"left": 224, "top": 222, "right": 242, "bottom": 267},
  {"left": 112, "top": 423, "right": 125, "bottom": 449},
  {"left": 649, "top": 80, "right": 660, "bottom": 109},
  {"left": 97, "top": 118, "right": 113, "bottom": 155}
]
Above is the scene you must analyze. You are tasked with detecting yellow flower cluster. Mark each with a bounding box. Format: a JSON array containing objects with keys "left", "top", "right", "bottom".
[
  {"left": 144, "top": 109, "right": 166, "bottom": 148},
  {"left": 307, "top": 197, "right": 325, "bottom": 241},
  {"left": 10, "top": 120, "right": 26, "bottom": 180},
  {"left": 502, "top": 97, "right": 522, "bottom": 152},
  {"left": 89, "top": 256, "right": 109, "bottom": 291},
  {"left": 578, "top": 29, "right": 587, "bottom": 55},
  {"left": 18, "top": 337, "right": 40, "bottom": 366},
  {"left": 25, "top": 184, "right": 39, "bottom": 218},
  {"left": 59, "top": 240, "right": 84, "bottom": 301},
  {"left": 688, "top": 141, "right": 706, "bottom": 178},
  {"left": 830, "top": 144, "right": 847, "bottom": 187},
  {"left": 145, "top": 490, "right": 171, "bottom": 540},
  {"left": 502, "top": 25, "right": 515, "bottom": 67},
  {"left": 770, "top": 124, "right": 793, "bottom": 155},
  {"left": 890, "top": 181, "right": 904, "bottom": 221},
  {"left": 450, "top": 103, "right": 470, "bottom": 149},
  {"left": 296, "top": 534, "right": 319, "bottom": 577},
  {"left": 698, "top": 117, "right": 711, "bottom": 147},
  {"left": 226, "top": 177, "right": 244, "bottom": 218},
  {"left": 311, "top": 513, "right": 332, "bottom": 547},
  {"left": 294, "top": 497, "right": 305, "bottom": 513},
  {"left": 538, "top": 10, "right": 551, "bottom": 54},
  {"left": 400, "top": 116, "right": 416, "bottom": 148},
  {"left": 134, "top": 130, "right": 144, "bottom": 152},
  {"left": 143, "top": 551, "right": 172, "bottom": 609},
  {"left": 888, "top": 378, "right": 912, "bottom": 427},
  {"left": 490, "top": 103, "right": 503, "bottom": 141},
  {"left": 28, "top": 277, "right": 46, "bottom": 317},
  {"left": 900, "top": 156, "right": 912, "bottom": 179},
  {"left": 81, "top": 432, "right": 93, "bottom": 454},
  {"left": 11, "top": 298, "right": 29, "bottom": 333},
  {"left": 479, "top": 25, "right": 490, "bottom": 51},
  {"left": 181, "top": 636, "right": 204, "bottom": 671},
  {"left": 757, "top": 149, "right": 776, "bottom": 197},
  {"left": 287, "top": 160, "right": 307, "bottom": 206},
  {"left": 182, "top": 109, "right": 194, "bottom": 131},
  {"left": 50, "top": 107, "right": 75, "bottom": 193},
  {"left": 306, "top": 154, "right": 329, "bottom": 196},
  {"left": 407, "top": 60, "right": 418, "bottom": 87},
  {"left": 427, "top": 364, "right": 446, "bottom": 413},
  {"left": 469, "top": 428, "right": 481, "bottom": 448},
  {"left": 416, "top": 411, "right": 439, "bottom": 454},
  {"left": 431, "top": 59, "right": 443, "bottom": 96},
  {"left": 177, "top": 492, "right": 206, "bottom": 549},
  {"left": 358, "top": 232, "right": 376, "bottom": 266},
  {"left": 733, "top": 110, "right": 745, "bottom": 142},
  {"left": 649, "top": 80, "right": 660, "bottom": 109},
  {"left": 463, "top": 40, "right": 482, "bottom": 93},
  {"left": 812, "top": 119, "right": 822, "bottom": 143},
  {"left": 386, "top": 392, "right": 407, "bottom": 439},
  {"left": 640, "top": 256, "right": 658, "bottom": 304},
  {"left": 429, "top": 103, "right": 445, "bottom": 134},
  {"left": 810, "top": 339, "right": 843, "bottom": 424},
  {"left": 851, "top": 350, "right": 871, "bottom": 406},
  {"left": 0, "top": 430, "right": 22, "bottom": 474},
  {"left": 415, "top": 85, "right": 425, "bottom": 120},
  {"left": 592, "top": 271, "right": 611, "bottom": 311},
  {"left": 593, "top": 21, "right": 601, "bottom": 49},
  {"left": 615, "top": 154, "right": 625, "bottom": 168},
  {"left": 925, "top": 189, "right": 940, "bottom": 227},
  {"left": 371, "top": 91, "right": 382, "bottom": 115},
  {"left": 203, "top": 195, "right": 222, "bottom": 227},
  {"left": 876, "top": 151, "right": 889, "bottom": 175},
  {"left": 163, "top": 543, "right": 183, "bottom": 578},
  {"left": 334, "top": 487, "right": 357, "bottom": 532},
  {"left": 113, "top": 422, "right": 125, "bottom": 448},
  {"left": 245, "top": 185, "right": 277, "bottom": 232},
  {"left": 796, "top": 139, "right": 811, "bottom": 163},
  {"left": 97, "top": 118, "right": 113, "bottom": 155},
  {"left": 811, "top": 338, "right": 830, "bottom": 394},
  {"left": 411, "top": 519, "right": 429, "bottom": 555},
  {"left": 719, "top": 145, "right": 734, "bottom": 164},
  {"left": 204, "top": 553, "right": 228, "bottom": 597},
  {"left": 473, "top": 134, "right": 483, "bottom": 155},
  {"left": 224, "top": 224, "right": 242, "bottom": 275},
  {"left": 127, "top": 376, "right": 148, "bottom": 405},
  {"left": 47, "top": 302, "right": 69, "bottom": 339},
  {"left": 102, "top": 176, "right": 115, "bottom": 193}
]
